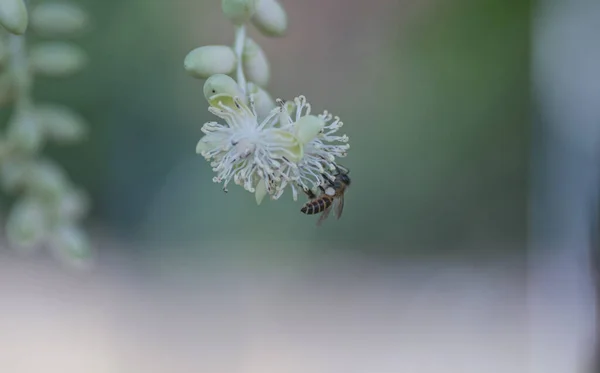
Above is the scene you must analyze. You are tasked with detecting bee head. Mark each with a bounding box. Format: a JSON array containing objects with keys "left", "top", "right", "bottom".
[{"left": 340, "top": 173, "right": 351, "bottom": 186}]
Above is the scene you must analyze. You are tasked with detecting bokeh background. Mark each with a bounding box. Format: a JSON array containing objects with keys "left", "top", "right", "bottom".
[
  {"left": 29, "top": 0, "right": 530, "bottom": 253},
  {"left": 1, "top": 0, "right": 542, "bottom": 372}
]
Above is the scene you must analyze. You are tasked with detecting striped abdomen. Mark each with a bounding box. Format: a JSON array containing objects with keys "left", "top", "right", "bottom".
[{"left": 301, "top": 196, "right": 333, "bottom": 215}]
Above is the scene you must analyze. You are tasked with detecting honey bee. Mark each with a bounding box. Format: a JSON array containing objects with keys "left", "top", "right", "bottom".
[{"left": 301, "top": 164, "right": 350, "bottom": 226}]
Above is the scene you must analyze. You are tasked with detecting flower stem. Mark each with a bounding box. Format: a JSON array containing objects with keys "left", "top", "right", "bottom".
[
  {"left": 5, "top": 13, "right": 33, "bottom": 158},
  {"left": 9, "top": 0, "right": 32, "bottom": 110},
  {"left": 233, "top": 24, "right": 247, "bottom": 95}
]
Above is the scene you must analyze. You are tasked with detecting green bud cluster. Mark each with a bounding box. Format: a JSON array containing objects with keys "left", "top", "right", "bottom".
[
  {"left": 184, "top": 0, "right": 287, "bottom": 110},
  {"left": 0, "top": 0, "right": 91, "bottom": 268}
]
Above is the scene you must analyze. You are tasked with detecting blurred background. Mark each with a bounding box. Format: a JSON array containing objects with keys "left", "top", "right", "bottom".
[
  {"left": 0, "top": 0, "right": 554, "bottom": 371},
  {"left": 39, "top": 0, "right": 529, "bottom": 253}
]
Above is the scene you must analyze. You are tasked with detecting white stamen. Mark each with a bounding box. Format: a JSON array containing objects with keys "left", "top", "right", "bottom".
[{"left": 197, "top": 95, "right": 349, "bottom": 201}]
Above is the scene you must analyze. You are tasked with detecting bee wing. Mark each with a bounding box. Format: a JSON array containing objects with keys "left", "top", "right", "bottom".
[
  {"left": 333, "top": 196, "right": 345, "bottom": 219},
  {"left": 316, "top": 204, "right": 333, "bottom": 226}
]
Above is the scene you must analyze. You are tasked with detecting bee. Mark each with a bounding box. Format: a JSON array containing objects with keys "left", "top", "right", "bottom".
[{"left": 301, "top": 164, "right": 351, "bottom": 226}]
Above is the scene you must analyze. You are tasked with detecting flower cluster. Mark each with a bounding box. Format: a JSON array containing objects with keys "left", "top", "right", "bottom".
[
  {"left": 0, "top": 0, "right": 92, "bottom": 267},
  {"left": 185, "top": 0, "right": 350, "bottom": 205}
]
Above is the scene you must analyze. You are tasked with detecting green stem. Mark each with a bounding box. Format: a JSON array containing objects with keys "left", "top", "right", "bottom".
[{"left": 233, "top": 24, "right": 247, "bottom": 95}]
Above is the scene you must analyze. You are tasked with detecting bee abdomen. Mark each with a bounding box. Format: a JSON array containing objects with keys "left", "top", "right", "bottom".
[{"left": 301, "top": 197, "right": 332, "bottom": 215}]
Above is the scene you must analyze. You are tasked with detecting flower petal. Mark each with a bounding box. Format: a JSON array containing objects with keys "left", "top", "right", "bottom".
[
  {"left": 247, "top": 82, "right": 275, "bottom": 121},
  {"left": 269, "top": 129, "right": 303, "bottom": 163},
  {"left": 196, "top": 131, "right": 230, "bottom": 156},
  {"left": 295, "top": 115, "right": 324, "bottom": 144},
  {"left": 195, "top": 137, "right": 212, "bottom": 154},
  {"left": 207, "top": 93, "right": 239, "bottom": 110},
  {"left": 255, "top": 179, "right": 267, "bottom": 205}
]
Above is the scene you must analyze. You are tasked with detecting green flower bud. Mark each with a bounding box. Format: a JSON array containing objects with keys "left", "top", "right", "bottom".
[
  {"left": 247, "top": 82, "right": 274, "bottom": 120},
  {"left": 6, "top": 109, "right": 43, "bottom": 154},
  {"left": 58, "top": 187, "right": 89, "bottom": 219},
  {"left": 243, "top": 38, "right": 269, "bottom": 87},
  {"left": 45, "top": 187, "right": 89, "bottom": 226},
  {"left": 184, "top": 45, "right": 237, "bottom": 79},
  {"left": 221, "top": 0, "right": 258, "bottom": 25},
  {"left": 251, "top": 0, "right": 287, "bottom": 37},
  {"left": 29, "top": 42, "right": 87, "bottom": 77},
  {"left": 295, "top": 115, "right": 324, "bottom": 144},
  {"left": 0, "top": 156, "right": 30, "bottom": 192},
  {"left": 0, "top": 0, "right": 28, "bottom": 35},
  {"left": 30, "top": 2, "right": 88, "bottom": 36},
  {"left": 6, "top": 199, "right": 46, "bottom": 251},
  {"left": 37, "top": 104, "right": 87, "bottom": 143},
  {"left": 49, "top": 225, "right": 93, "bottom": 268},
  {"left": 203, "top": 73, "right": 245, "bottom": 102},
  {"left": 26, "top": 159, "right": 67, "bottom": 200}
]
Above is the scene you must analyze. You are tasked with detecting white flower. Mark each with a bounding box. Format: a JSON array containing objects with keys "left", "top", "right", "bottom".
[
  {"left": 196, "top": 94, "right": 301, "bottom": 194},
  {"left": 196, "top": 94, "right": 349, "bottom": 203},
  {"left": 270, "top": 96, "right": 349, "bottom": 201}
]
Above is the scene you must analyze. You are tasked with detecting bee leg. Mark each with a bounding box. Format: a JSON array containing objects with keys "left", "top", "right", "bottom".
[
  {"left": 303, "top": 188, "right": 317, "bottom": 199},
  {"left": 321, "top": 174, "right": 335, "bottom": 187}
]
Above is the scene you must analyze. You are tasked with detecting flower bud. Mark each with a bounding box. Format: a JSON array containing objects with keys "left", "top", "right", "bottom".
[
  {"left": 6, "top": 109, "right": 43, "bottom": 154},
  {"left": 45, "top": 186, "right": 89, "bottom": 224},
  {"left": 30, "top": 2, "right": 88, "bottom": 36},
  {"left": 203, "top": 73, "right": 243, "bottom": 101},
  {"left": 221, "top": 0, "right": 258, "bottom": 25},
  {"left": 26, "top": 159, "right": 67, "bottom": 200},
  {"left": 295, "top": 115, "right": 324, "bottom": 144},
  {"left": 0, "top": 156, "right": 30, "bottom": 192},
  {"left": 57, "top": 187, "right": 89, "bottom": 220},
  {"left": 247, "top": 82, "right": 274, "bottom": 120},
  {"left": 37, "top": 104, "right": 87, "bottom": 143},
  {"left": 184, "top": 45, "right": 237, "bottom": 79},
  {"left": 49, "top": 225, "right": 93, "bottom": 269},
  {"left": 0, "top": 0, "right": 28, "bottom": 35},
  {"left": 251, "top": 0, "right": 287, "bottom": 37},
  {"left": 243, "top": 38, "right": 269, "bottom": 87},
  {"left": 7, "top": 199, "right": 46, "bottom": 251},
  {"left": 203, "top": 74, "right": 248, "bottom": 111},
  {"left": 29, "top": 42, "right": 87, "bottom": 77}
]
